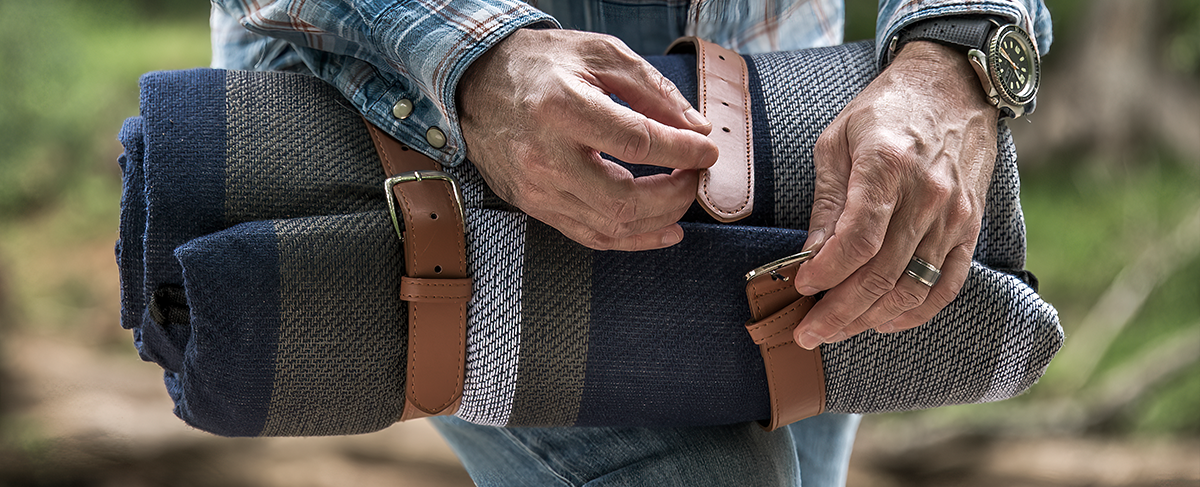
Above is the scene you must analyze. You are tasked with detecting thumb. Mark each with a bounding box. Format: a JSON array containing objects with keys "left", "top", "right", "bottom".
[{"left": 797, "top": 123, "right": 851, "bottom": 289}]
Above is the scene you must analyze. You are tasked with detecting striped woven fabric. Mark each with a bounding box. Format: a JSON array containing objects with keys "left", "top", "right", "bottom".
[{"left": 117, "top": 41, "right": 1062, "bottom": 438}]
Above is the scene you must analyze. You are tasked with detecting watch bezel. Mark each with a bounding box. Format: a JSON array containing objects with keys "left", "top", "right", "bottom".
[{"left": 985, "top": 24, "right": 1040, "bottom": 107}]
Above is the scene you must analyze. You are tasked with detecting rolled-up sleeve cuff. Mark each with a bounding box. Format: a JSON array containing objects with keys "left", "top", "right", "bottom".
[
  {"left": 364, "top": 3, "right": 559, "bottom": 167},
  {"left": 876, "top": 1, "right": 1048, "bottom": 70}
]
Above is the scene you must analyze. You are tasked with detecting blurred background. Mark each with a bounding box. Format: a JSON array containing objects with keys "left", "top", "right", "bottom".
[{"left": 0, "top": 0, "right": 1196, "bottom": 485}]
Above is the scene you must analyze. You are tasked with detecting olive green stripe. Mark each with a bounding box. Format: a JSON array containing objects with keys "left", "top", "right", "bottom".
[{"left": 508, "top": 220, "right": 590, "bottom": 426}]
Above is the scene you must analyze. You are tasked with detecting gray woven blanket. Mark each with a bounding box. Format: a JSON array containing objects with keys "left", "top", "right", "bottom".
[{"left": 117, "top": 41, "right": 1062, "bottom": 437}]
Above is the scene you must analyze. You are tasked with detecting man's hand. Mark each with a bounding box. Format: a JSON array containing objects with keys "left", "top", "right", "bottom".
[
  {"left": 457, "top": 29, "right": 719, "bottom": 251},
  {"left": 792, "top": 41, "right": 1001, "bottom": 349}
]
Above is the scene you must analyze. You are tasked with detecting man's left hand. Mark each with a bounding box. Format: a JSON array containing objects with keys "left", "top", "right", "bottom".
[{"left": 791, "top": 40, "right": 1000, "bottom": 349}]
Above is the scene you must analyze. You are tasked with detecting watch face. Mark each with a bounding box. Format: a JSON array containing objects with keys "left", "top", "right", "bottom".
[{"left": 988, "top": 25, "right": 1039, "bottom": 105}]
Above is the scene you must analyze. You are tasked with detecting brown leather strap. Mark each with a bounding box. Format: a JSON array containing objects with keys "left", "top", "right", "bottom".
[
  {"left": 363, "top": 119, "right": 470, "bottom": 421},
  {"left": 667, "top": 36, "right": 754, "bottom": 222},
  {"left": 744, "top": 259, "right": 826, "bottom": 431}
]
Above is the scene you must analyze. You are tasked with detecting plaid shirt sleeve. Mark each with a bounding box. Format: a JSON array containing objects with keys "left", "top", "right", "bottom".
[
  {"left": 876, "top": 0, "right": 1053, "bottom": 68},
  {"left": 212, "top": 0, "right": 558, "bottom": 167}
]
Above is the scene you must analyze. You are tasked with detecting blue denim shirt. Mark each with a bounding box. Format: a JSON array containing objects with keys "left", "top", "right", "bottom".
[{"left": 211, "top": 0, "right": 1052, "bottom": 168}]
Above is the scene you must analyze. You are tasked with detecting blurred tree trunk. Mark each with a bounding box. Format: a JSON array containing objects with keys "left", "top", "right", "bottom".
[{"left": 1013, "top": 0, "right": 1200, "bottom": 164}]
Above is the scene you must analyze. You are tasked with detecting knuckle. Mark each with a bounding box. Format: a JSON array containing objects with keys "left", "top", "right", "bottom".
[
  {"left": 809, "top": 193, "right": 843, "bottom": 216},
  {"left": 593, "top": 32, "right": 625, "bottom": 51},
  {"left": 948, "top": 194, "right": 985, "bottom": 232},
  {"left": 892, "top": 286, "right": 925, "bottom": 310},
  {"left": 617, "top": 119, "right": 654, "bottom": 162},
  {"left": 874, "top": 142, "right": 914, "bottom": 168},
  {"left": 813, "top": 131, "right": 841, "bottom": 160},
  {"left": 608, "top": 195, "right": 639, "bottom": 224},
  {"left": 596, "top": 219, "right": 626, "bottom": 240},
  {"left": 586, "top": 34, "right": 640, "bottom": 67},
  {"left": 592, "top": 206, "right": 637, "bottom": 240},
  {"left": 578, "top": 231, "right": 615, "bottom": 251},
  {"left": 925, "top": 173, "right": 956, "bottom": 204},
  {"left": 654, "top": 72, "right": 682, "bottom": 101},
  {"left": 857, "top": 267, "right": 896, "bottom": 299},
  {"left": 927, "top": 285, "right": 960, "bottom": 309},
  {"left": 841, "top": 230, "right": 884, "bottom": 265}
]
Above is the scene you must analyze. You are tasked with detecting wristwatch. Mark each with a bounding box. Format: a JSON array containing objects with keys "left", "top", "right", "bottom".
[{"left": 890, "top": 16, "right": 1040, "bottom": 118}]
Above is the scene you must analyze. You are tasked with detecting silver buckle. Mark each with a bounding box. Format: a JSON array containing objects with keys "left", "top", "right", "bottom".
[
  {"left": 745, "top": 250, "right": 814, "bottom": 282},
  {"left": 383, "top": 170, "right": 465, "bottom": 242}
]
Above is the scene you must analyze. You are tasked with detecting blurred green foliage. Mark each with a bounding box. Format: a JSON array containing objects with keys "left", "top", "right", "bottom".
[
  {"left": 0, "top": 0, "right": 1196, "bottom": 439},
  {"left": 1163, "top": 0, "right": 1200, "bottom": 75},
  {"left": 1022, "top": 150, "right": 1200, "bottom": 435},
  {"left": 0, "top": 0, "right": 209, "bottom": 219}
]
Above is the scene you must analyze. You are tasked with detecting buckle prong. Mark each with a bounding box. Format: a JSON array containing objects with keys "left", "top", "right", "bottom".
[{"left": 746, "top": 250, "right": 814, "bottom": 282}]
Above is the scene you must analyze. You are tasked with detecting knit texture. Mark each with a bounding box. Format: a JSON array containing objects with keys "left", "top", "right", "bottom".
[{"left": 117, "top": 41, "right": 1061, "bottom": 437}]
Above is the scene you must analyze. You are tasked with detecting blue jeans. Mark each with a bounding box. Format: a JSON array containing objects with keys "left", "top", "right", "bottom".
[{"left": 431, "top": 414, "right": 860, "bottom": 486}]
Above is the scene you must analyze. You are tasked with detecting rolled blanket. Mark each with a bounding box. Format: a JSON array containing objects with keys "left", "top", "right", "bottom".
[{"left": 117, "top": 41, "right": 1062, "bottom": 437}]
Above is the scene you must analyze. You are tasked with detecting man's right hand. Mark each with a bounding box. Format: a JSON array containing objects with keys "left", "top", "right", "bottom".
[{"left": 457, "top": 29, "right": 719, "bottom": 251}]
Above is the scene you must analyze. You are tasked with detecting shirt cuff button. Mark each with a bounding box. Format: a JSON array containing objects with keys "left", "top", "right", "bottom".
[
  {"left": 392, "top": 99, "right": 414, "bottom": 119},
  {"left": 426, "top": 127, "right": 447, "bottom": 149}
]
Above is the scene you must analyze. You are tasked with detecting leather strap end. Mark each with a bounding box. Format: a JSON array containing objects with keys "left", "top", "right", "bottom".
[
  {"left": 667, "top": 36, "right": 754, "bottom": 223},
  {"left": 400, "top": 394, "right": 462, "bottom": 421}
]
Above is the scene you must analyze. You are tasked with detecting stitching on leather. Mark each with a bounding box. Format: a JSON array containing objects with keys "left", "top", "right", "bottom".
[
  {"left": 810, "top": 347, "right": 826, "bottom": 414},
  {"left": 408, "top": 302, "right": 421, "bottom": 406},
  {"left": 400, "top": 293, "right": 471, "bottom": 301},
  {"left": 748, "top": 280, "right": 796, "bottom": 319},
  {"left": 739, "top": 52, "right": 752, "bottom": 209},
  {"left": 402, "top": 279, "right": 472, "bottom": 289},
  {"left": 765, "top": 340, "right": 802, "bottom": 352},
  {"left": 440, "top": 182, "right": 469, "bottom": 274},
  {"left": 455, "top": 303, "right": 465, "bottom": 410},
  {"left": 697, "top": 42, "right": 753, "bottom": 218},
  {"left": 410, "top": 304, "right": 462, "bottom": 413},
  {"left": 696, "top": 41, "right": 718, "bottom": 212},
  {"left": 766, "top": 347, "right": 781, "bottom": 429},
  {"left": 366, "top": 120, "right": 466, "bottom": 416},
  {"left": 750, "top": 305, "right": 802, "bottom": 343},
  {"left": 752, "top": 283, "right": 793, "bottom": 301},
  {"left": 367, "top": 123, "right": 399, "bottom": 176},
  {"left": 748, "top": 274, "right": 797, "bottom": 318}
]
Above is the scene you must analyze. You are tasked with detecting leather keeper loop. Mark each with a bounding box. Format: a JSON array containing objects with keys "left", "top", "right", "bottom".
[
  {"left": 400, "top": 276, "right": 473, "bottom": 303},
  {"left": 746, "top": 297, "right": 816, "bottom": 345}
]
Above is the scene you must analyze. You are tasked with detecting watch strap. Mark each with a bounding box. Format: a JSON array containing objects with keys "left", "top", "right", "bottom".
[{"left": 891, "top": 16, "right": 996, "bottom": 58}]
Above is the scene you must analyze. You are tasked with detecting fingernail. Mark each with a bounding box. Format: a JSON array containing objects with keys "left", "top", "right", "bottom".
[
  {"left": 796, "top": 285, "right": 821, "bottom": 297},
  {"left": 877, "top": 323, "right": 896, "bottom": 333},
  {"left": 684, "top": 108, "right": 709, "bottom": 127},
  {"left": 661, "top": 228, "right": 683, "bottom": 246},
  {"left": 797, "top": 331, "right": 824, "bottom": 350},
  {"left": 802, "top": 228, "right": 826, "bottom": 252}
]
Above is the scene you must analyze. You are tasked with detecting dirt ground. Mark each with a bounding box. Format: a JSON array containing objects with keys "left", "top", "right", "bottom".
[{"left": 1, "top": 331, "right": 1197, "bottom": 487}]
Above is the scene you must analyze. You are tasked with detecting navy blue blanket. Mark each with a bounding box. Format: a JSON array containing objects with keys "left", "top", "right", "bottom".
[{"left": 118, "top": 41, "right": 1061, "bottom": 437}]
